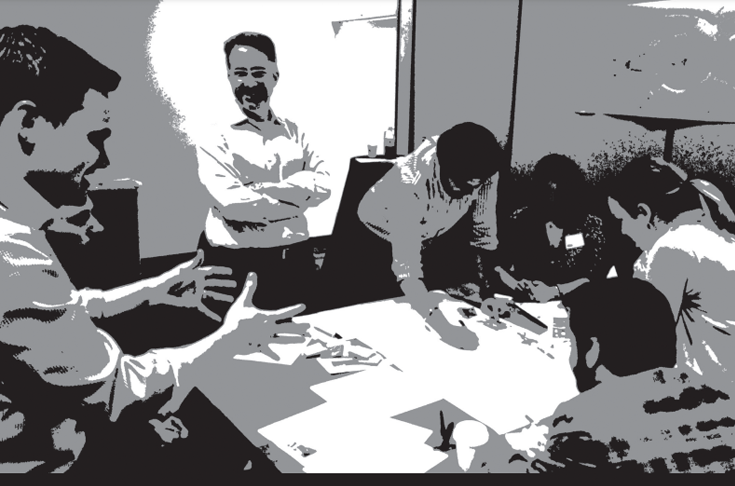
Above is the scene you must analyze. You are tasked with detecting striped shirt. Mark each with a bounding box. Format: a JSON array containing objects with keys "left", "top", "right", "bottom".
[{"left": 487, "top": 368, "right": 735, "bottom": 473}]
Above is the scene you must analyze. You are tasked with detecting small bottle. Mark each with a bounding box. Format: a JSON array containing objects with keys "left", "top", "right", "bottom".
[{"left": 384, "top": 127, "right": 396, "bottom": 158}]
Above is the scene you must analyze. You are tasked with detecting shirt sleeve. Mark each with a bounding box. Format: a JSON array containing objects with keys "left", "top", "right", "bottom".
[
  {"left": 390, "top": 226, "right": 426, "bottom": 284},
  {"left": 358, "top": 171, "right": 427, "bottom": 285},
  {"left": 196, "top": 134, "right": 301, "bottom": 222},
  {"left": 471, "top": 172, "right": 500, "bottom": 251},
  {"left": 0, "top": 239, "right": 181, "bottom": 422},
  {"left": 272, "top": 125, "right": 331, "bottom": 207},
  {"left": 634, "top": 243, "right": 691, "bottom": 319}
]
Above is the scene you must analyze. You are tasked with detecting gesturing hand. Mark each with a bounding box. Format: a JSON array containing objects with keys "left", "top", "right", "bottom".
[
  {"left": 221, "top": 272, "right": 309, "bottom": 361},
  {"left": 156, "top": 249, "right": 237, "bottom": 321}
]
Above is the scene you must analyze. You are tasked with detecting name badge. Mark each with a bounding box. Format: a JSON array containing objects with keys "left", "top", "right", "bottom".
[{"left": 565, "top": 233, "right": 585, "bottom": 250}]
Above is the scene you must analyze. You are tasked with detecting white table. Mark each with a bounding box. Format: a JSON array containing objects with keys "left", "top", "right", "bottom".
[{"left": 195, "top": 296, "right": 579, "bottom": 473}]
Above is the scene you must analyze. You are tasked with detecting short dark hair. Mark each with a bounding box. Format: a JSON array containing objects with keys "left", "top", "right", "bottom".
[
  {"left": 224, "top": 32, "right": 277, "bottom": 68},
  {"left": 436, "top": 122, "right": 505, "bottom": 184},
  {"left": 0, "top": 25, "right": 120, "bottom": 127},
  {"left": 531, "top": 154, "right": 589, "bottom": 226},
  {"left": 609, "top": 155, "right": 701, "bottom": 224},
  {"left": 562, "top": 278, "right": 677, "bottom": 377},
  {"left": 532, "top": 154, "right": 586, "bottom": 194}
]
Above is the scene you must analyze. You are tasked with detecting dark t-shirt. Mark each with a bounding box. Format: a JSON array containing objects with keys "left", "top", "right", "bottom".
[{"left": 502, "top": 207, "right": 609, "bottom": 286}]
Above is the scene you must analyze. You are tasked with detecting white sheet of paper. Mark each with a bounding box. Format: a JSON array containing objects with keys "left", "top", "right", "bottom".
[
  {"left": 233, "top": 341, "right": 307, "bottom": 366},
  {"left": 296, "top": 298, "right": 578, "bottom": 438},
  {"left": 258, "top": 402, "right": 447, "bottom": 473}
]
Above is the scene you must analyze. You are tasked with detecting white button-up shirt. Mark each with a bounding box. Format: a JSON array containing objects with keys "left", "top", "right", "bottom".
[
  {"left": 196, "top": 116, "right": 330, "bottom": 249},
  {"left": 0, "top": 213, "right": 184, "bottom": 472}
]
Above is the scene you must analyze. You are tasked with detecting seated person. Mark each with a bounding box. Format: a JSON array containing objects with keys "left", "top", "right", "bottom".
[
  {"left": 357, "top": 122, "right": 504, "bottom": 317},
  {"left": 196, "top": 32, "right": 331, "bottom": 314},
  {"left": 473, "top": 278, "right": 735, "bottom": 473},
  {"left": 608, "top": 155, "right": 735, "bottom": 382},
  {"left": 494, "top": 154, "right": 609, "bottom": 303},
  {"left": 0, "top": 25, "right": 308, "bottom": 474}
]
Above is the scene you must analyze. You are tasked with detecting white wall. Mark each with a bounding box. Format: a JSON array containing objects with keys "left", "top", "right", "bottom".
[{"left": 411, "top": 0, "right": 519, "bottom": 147}]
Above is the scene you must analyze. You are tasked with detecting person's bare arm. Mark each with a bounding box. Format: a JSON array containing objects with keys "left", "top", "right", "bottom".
[{"left": 74, "top": 250, "right": 236, "bottom": 322}]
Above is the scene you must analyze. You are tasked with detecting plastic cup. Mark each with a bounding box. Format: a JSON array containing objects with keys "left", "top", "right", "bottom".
[
  {"left": 367, "top": 144, "right": 378, "bottom": 158},
  {"left": 453, "top": 420, "right": 490, "bottom": 471}
]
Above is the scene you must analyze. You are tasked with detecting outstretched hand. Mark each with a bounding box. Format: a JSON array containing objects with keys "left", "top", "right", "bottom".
[
  {"left": 221, "top": 272, "right": 309, "bottom": 361},
  {"left": 156, "top": 249, "right": 237, "bottom": 321}
]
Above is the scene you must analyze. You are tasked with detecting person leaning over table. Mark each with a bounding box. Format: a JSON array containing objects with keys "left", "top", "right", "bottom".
[
  {"left": 357, "top": 122, "right": 504, "bottom": 318},
  {"left": 0, "top": 25, "right": 308, "bottom": 474},
  {"left": 472, "top": 278, "right": 735, "bottom": 473},
  {"left": 492, "top": 154, "right": 610, "bottom": 303},
  {"left": 196, "top": 31, "right": 331, "bottom": 315},
  {"left": 608, "top": 154, "right": 735, "bottom": 385}
]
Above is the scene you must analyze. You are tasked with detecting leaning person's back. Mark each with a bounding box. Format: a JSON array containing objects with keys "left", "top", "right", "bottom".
[{"left": 635, "top": 221, "right": 735, "bottom": 380}]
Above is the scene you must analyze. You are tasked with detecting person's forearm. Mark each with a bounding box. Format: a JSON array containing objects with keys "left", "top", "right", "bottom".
[
  {"left": 556, "top": 278, "right": 590, "bottom": 297},
  {"left": 251, "top": 173, "right": 330, "bottom": 208},
  {"left": 108, "top": 325, "right": 235, "bottom": 420},
  {"left": 400, "top": 277, "right": 428, "bottom": 298},
  {"left": 77, "top": 272, "right": 171, "bottom": 320}
]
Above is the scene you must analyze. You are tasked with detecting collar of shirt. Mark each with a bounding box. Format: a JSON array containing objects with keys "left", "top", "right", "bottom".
[
  {"left": 232, "top": 112, "right": 287, "bottom": 137},
  {"left": 0, "top": 195, "right": 102, "bottom": 242}
]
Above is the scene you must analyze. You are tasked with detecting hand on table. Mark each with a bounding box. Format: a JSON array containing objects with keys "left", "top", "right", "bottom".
[
  {"left": 400, "top": 279, "right": 446, "bottom": 318},
  {"left": 155, "top": 249, "right": 237, "bottom": 321},
  {"left": 221, "top": 272, "right": 309, "bottom": 361},
  {"left": 149, "top": 416, "right": 189, "bottom": 444},
  {"left": 494, "top": 266, "right": 523, "bottom": 295},
  {"left": 517, "top": 280, "right": 559, "bottom": 303},
  {"left": 481, "top": 297, "right": 514, "bottom": 321}
]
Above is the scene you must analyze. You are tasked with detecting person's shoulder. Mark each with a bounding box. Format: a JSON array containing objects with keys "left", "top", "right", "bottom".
[
  {"left": 280, "top": 117, "right": 299, "bottom": 133},
  {"left": 192, "top": 122, "right": 231, "bottom": 149},
  {"left": 279, "top": 117, "right": 308, "bottom": 140},
  {"left": 653, "top": 223, "right": 721, "bottom": 260},
  {"left": 0, "top": 219, "right": 55, "bottom": 273}
]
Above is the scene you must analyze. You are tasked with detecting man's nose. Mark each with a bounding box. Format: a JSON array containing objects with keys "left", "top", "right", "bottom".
[
  {"left": 240, "top": 75, "right": 258, "bottom": 87},
  {"left": 87, "top": 128, "right": 112, "bottom": 172}
]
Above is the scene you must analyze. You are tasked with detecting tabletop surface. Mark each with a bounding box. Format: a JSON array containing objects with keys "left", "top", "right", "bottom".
[{"left": 194, "top": 295, "right": 579, "bottom": 473}]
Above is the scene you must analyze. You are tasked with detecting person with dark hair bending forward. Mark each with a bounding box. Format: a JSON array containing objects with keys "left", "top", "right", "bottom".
[
  {"left": 493, "top": 154, "right": 610, "bottom": 303},
  {"left": 358, "top": 122, "right": 504, "bottom": 320},
  {"left": 608, "top": 155, "right": 735, "bottom": 384},
  {"left": 472, "top": 278, "right": 735, "bottom": 473},
  {"left": 196, "top": 32, "right": 331, "bottom": 314}
]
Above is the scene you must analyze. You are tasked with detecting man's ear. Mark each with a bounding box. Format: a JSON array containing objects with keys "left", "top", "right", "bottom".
[
  {"left": 7, "top": 100, "right": 39, "bottom": 129},
  {"left": 585, "top": 337, "right": 600, "bottom": 368},
  {"left": 5, "top": 101, "right": 41, "bottom": 156},
  {"left": 273, "top": 71, "right": 280, "bottom": 83},
  {"left": 637, "top": 203, "right": 653, "bottom": 223}
]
